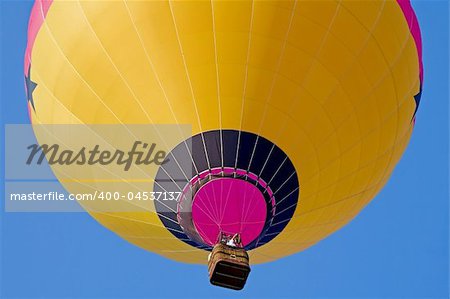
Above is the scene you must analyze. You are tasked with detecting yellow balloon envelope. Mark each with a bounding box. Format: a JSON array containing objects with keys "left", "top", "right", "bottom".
[{"left": 25, "top": 0, "right": 423, "bottom": 264}]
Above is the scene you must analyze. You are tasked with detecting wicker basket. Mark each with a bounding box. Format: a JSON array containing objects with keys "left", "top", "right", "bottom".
[{"left": 208, "top": 243, "right": 250, "bottom": 290}]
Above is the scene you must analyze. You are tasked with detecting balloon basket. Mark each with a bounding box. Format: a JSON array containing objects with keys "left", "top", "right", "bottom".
[{"left": 207, "top": 243, "right": 250, "bottom": 290}]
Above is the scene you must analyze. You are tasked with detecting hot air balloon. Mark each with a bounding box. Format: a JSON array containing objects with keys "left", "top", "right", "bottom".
[{"left": 24, "top": 0, "right": 423, "bottom": 290}]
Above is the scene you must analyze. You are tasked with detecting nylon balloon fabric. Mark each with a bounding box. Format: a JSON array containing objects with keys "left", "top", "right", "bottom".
[{"left": 25, "top": 0, "right": 423, "bottom": 264}]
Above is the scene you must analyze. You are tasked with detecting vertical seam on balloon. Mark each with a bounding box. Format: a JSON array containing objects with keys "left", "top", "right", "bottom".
[
  {"left": 167, "top": 0, "right": 212, "bottom": 171},
  {"left": 123, "top": 2, "right": 210, "bottom": 229},
  {"left": 209, "top": 0, "right": 224, "bottom": 172},
  {"left": 278, "top": 1, "right": 387, "bottom": 211},
  {"left": 334, "top": 2, "right": 416, "bottom": 227},
  {"left": 33, "top": 3, "right": 186, "bottom": 221},
  {"left": 249, "top": 2, "right": 350, "bottom": 237},
  {"left": 75, "top": 1, "right": 198, "bottom": 202},
  {"left": 123, "top": 1, "right": 201, "bottom": 180},
  {"left": 267, "top": 1, "right": 389, "bottom": 204},
  {"left": 282, "top": 94, "right": 419, "bottom": 253},
  {"left": 234, "top": 0, "right": 255, "bottom": 175},
  {"left": 236, "top": 1, "right": 301, "bottom": 247},
  {"left": 28, "top": 67, "right": 186, "bottom": 224},
  {"left": 297, "top": 77, "right": 418, "bottom": 212},
  {"left": 76, "top": 1, "right": 153, "bottom": 125},
  {"left": 210, "top": 0, "right": 226, "bottom": 226},
  {"left": 74, "top": 3, "right": 195, "bottom": 198},
  {"left": 30, "top": 100, "right": 179, "bottom": 230},
  {"left": 304, "top": 1, "right": 388, "bottom": 229},
  {"left": 319, "top": 1, "right": 414, "bottom": 225},
  {"left": 263, "top": 1, "right": 346, "bottom": 240},
  {"left": 278, "top": 98, "right": 416, "bottom": 248},
  {"left": 288, "top": 95, "right": 416, "bottom": 223},
  {"left": 168, "top": 0, "right": 223, "bottom": 222},
  {"left": 246, "top": 0, "right": 298, "bottom": 176},
  {"left": 37, "top": 3, "right": 149, "bottom": 141},
  {"left": 273, "top": 126, "right": 413, "bottom": 244}
]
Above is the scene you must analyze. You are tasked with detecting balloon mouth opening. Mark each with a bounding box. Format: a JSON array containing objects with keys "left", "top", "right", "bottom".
[
  {"left": 153, "top": 129, "right": 300, "bottom": 251},
  {"left": 178, "top": 167, "right": 275, "bottom": 247}
]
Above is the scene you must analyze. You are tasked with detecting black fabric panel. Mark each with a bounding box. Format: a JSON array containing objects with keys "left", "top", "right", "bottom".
[
  {"left": 203, "top": 131, "right": 222, "bottom": 168},
  {"left": 191, "top": 136, "right": 209, "bottom": 172},
  {"left": 269, "top": 162, "right": 296, "bottom": 192},
  {"left": 159, "top": 152, "right": 189, "bottom": 184},
  {"left": 222, "top": 130, "right": 239, "bottom": 166},
  {"left": 259, "top": 145, "right": 287, "bottom": 180},
  {"left": 154, "top": 129, "right": 300, "bottom": 251},
  {"left": 235, "top": 132, "right": 258, "bottom": 171},
  {"left": 246, "top": 136, "right": 273, "bottom": 176},
  {"left": 273, "top": 175, "right": 299, "bottom": 201},
  {"left": 164, "top": 142, "right": 196, "bottom": 180}
]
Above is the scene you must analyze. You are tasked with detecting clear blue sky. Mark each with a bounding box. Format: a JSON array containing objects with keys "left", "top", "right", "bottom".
[{"left": 1, "top": 1, "right": 448, "bottom": 298}]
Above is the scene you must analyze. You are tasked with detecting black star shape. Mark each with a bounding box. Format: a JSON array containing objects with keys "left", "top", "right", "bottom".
[
  {"left": 25, "top": 65, "right": 37, "bottom": 111},
  {"left": 412, "top": 88, "right": 422, "bottom": 121}
]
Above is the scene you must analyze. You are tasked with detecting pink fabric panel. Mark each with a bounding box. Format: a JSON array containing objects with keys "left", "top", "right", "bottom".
[
  {"left": 191, "top": 178, "right": 267, "bottom": 246},
  {"left": 397, "top": 0, "right": 423, "bottom": 84},
  {"left": 24, "top": 0, "right": 52, "bottom": 75}
]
